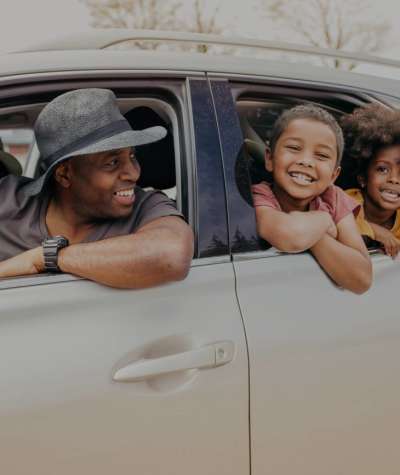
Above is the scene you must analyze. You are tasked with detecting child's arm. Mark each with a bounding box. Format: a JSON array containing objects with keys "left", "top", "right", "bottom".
[
  {"left": 255, "top": 206, "right": 336, "bottom": 253},
  {"left": 369, "top": 222, "right": 400, "bottom": 259},
  {"left": 310, "top": 214, "right": 372, "bottom": 294}
]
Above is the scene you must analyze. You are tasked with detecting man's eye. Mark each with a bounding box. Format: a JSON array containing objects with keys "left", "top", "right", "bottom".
[
  {"left": 286, "top": 145, "right": 300, "bottom": 151},
  {"left": 105, "top": 158, "right": 118, "bottom": 168}
]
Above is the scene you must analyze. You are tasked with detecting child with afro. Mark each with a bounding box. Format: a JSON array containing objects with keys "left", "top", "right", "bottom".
[{"left": 341, "top": 104, "right": 400, "bottom": 258}]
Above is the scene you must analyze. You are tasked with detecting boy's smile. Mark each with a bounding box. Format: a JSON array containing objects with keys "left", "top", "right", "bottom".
[{"left": 266, "top": 118, "right": 339, "bottom": 211}]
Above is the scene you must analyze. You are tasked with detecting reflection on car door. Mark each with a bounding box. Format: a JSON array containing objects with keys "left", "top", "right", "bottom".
[
  {"left": 0, "top": 78, "right": 249, "bottom": 475},
  {"left": 212, "top": 77, "right": 400, "bottom": 475}
]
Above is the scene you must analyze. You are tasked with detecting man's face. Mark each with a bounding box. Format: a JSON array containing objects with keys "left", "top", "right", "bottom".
[
  {"left": 266, "top": 118, "right": 339, "bottom": 210},
  {"left": 363, "top": 145, "right": 400, "bottom": 213},
  {"left": 65, "top": 146, "right": 141, "bottom": 220}
]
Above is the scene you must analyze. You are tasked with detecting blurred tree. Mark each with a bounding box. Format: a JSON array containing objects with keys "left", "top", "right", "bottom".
[
  {"left": 260, "top": 0, "right": 389, "bottom": 69},
  {"left": 80, "top": 0, "right": 223, "bottom": 52}
]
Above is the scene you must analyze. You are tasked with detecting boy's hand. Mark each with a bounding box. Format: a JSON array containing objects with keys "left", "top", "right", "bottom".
[
  {"left": 372, "top": 224, "right": 400, "bottom": 259},
  {"left": 326, "top": 216, "right": 338, "bottom": 240}
]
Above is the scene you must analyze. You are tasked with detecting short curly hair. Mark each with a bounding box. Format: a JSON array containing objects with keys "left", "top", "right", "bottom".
[
  {"left": 340, "top": 103, "right": 400, "bottom": 180},
  {"left": 269, "top": 103, "right": 344, "bottom": 164}
]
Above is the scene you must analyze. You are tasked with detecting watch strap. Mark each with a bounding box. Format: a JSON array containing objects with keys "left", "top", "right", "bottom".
[{"left": 42, "top": 236, "right": 69, "bottom": 272}]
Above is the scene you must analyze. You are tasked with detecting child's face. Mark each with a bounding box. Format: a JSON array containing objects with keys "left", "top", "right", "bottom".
[
  {"left": 266, "top": 118, "right": 340, "bottom": 207},
  {"left": 361, "top": 145, "right": 400, "bottom": 212}
]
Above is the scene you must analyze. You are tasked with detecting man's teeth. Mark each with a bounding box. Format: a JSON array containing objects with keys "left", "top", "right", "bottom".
[
  {"left": 289, "top": 172, "right": 313, "bottom": 183},
  {"left": 115, "top": 188, "right": 134, "bottom": 197}
]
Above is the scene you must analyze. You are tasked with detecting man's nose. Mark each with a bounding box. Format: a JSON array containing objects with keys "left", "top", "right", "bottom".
[{"left": 121, "top": 158, "right": 140, "bottom": 181}]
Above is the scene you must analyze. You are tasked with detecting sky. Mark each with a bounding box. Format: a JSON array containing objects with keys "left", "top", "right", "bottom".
[{"left": 1, "top": 0, "right": 399, "bottom": 77}]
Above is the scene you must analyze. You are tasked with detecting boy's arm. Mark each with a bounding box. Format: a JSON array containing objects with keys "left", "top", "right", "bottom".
[
  {"left": 310, "top": 214, "right": 372, "bottom": 294},
  {"left": 255, "top": 206, "right": 335, "bottom": 253},
  {"left": 369, "top": 222, "right": 400, "bottom": 259}
]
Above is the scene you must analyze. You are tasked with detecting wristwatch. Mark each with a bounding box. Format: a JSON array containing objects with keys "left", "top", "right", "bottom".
[{"left": 42, "top": 235, "right": 69, "bottom": 273}]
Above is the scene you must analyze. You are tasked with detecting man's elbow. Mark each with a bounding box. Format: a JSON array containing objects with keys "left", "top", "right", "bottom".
[{"left": 163, "top": 228, "right": 194, "bottom": 282}]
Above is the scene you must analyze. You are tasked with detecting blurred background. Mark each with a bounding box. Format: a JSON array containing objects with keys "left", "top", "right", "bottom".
[{"left": 0, "top": 0, "right": 398, "bottom": 166}]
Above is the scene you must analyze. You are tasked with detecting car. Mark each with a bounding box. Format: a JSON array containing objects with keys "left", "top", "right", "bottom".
[{"left": 1, "top": 29, "right": 400, "bottom": 475}]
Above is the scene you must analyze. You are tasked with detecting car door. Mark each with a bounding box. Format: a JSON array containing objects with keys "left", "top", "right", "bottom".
[
  {"left": 0, "top": 76, "right": 249, "bottom": 475},
  {"left": 211, "top": 76, "right": 400, "bottom": 475}
]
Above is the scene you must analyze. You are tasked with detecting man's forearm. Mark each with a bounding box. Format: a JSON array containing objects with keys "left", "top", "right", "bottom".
[{"left": 58, "top": 219, "right": 193, "bottom": 289}]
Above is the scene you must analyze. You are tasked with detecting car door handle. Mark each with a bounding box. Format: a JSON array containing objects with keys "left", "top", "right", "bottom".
[{"left": 113, "top": 341, "right": 235, "bottom": 382}]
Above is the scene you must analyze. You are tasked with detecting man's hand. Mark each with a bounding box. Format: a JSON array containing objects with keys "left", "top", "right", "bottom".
[
  {"left": 0, "top": 246, "right": 44, "bottom": 279},
  {"left": 371, "top": 223, "right": 400, "bottom": 259}
]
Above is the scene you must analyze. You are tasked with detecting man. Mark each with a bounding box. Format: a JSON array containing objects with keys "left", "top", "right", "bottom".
[{"left": 0, "top": 88, "right": 193, "bottom": 288}]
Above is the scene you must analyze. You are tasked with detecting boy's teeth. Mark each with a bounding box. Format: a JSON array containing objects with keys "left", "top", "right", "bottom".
[{"left": 290, "top": 172, "right": 312, "bottom": 183}]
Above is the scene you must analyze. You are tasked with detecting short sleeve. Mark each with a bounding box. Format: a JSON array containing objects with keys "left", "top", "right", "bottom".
[
  {"left": 251, "top": 182, "right": 281, "bottom": 210},
  {"left": 135, "top": 191, "right": 183, "bottom": 229},
  {"left": 320, "top": 186, "right": 360, "bottom": 224}
]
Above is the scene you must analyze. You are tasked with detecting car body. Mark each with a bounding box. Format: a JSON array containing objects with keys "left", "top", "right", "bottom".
[{"left": 0, "top": 30, "right": 400, "bottom": 475}]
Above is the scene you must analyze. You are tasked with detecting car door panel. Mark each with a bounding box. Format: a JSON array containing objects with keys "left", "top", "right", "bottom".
[
  {"left": 233, "top": 251, "right": 400, "bottom": 475},
  {"left": 0, "top": 264, "right": 249, "bottom": 475},
  {"left": 212, "top": 77, "right": 400, "bottom": 475}
]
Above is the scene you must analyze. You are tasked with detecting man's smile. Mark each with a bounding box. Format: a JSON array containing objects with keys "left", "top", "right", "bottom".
[{"left": 113, "top": 187, "right": 136, "bottom": 205}]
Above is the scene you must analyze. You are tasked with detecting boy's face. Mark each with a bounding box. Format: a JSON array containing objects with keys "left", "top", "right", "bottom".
[
  {"left": 361, "top": 144, "right": 400, "bottom": 213},
  {"left": 266, "top": 118, "right": 340, "bottom": 209}
]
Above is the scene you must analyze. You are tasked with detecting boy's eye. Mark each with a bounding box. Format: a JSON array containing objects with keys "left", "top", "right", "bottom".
[
  {"left": 316, "top": 153, "right": 330, "bottom": 160},
  {"left": 286, "top": 144, "right": 300, "bottom": 151}
]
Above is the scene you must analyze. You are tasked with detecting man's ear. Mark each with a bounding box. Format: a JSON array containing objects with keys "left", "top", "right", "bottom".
[
  {"left": 265, "top": 148, "right": 273, "bottom": 172},
  {"left": 54, "top": 161, "right": 72, "bottom": 189},
  {"left": 331, "top": 165, "right": 341, "bottom": 184}
]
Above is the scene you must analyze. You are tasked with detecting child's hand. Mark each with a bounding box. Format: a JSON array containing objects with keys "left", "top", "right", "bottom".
[
  {"left": 372, "top": 223, "right": 400, "bottom": 259},
  {"left": 326, "top": 218, "right": 338, "bottom": 240}
]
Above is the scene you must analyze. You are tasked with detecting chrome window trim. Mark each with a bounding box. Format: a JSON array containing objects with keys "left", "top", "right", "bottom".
[{"left": 0, "top": 69, "right": 205, "bottom": 86}]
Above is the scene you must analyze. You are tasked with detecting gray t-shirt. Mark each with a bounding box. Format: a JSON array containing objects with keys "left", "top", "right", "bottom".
[{"left": 0, "top": 175, "right": 182, "bottom": 261}]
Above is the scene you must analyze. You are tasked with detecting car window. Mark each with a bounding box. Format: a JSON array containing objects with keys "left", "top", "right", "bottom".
[{"left": 215, "top": 83, "right": 384, "bottom": 253}]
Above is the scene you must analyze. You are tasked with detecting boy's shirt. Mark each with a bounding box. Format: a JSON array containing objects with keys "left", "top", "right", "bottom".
[
  {"left": 252, "top": 182, "right": 359, "bottom": 224},
  {"left": 346, "top": 188, "right": 400, "bottom": 240}
]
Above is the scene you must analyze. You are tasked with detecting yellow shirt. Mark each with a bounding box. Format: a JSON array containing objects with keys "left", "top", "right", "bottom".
[{"left": 345, "top": 188, "right": 400, "bottom": 240}]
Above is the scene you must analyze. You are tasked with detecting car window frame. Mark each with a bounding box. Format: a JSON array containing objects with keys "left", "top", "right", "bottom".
[
  {"left": 209, "top": 75, "right": 394, "bottom": 259},
  {"left": 0, "top": 72, "right": 231, "bottom": 290}
]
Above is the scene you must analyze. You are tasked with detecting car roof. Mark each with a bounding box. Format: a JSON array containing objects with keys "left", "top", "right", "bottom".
[{"left": 1, "top": 29, "right": 400, "bottom": 97}]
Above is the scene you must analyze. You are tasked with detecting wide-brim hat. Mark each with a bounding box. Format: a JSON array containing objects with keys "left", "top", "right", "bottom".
[
  {"left": 0, "top": 150, "right": 22, "bottom": 176},
  {"left": 21, "top": 88, "right": 167, "bottom": 196}
]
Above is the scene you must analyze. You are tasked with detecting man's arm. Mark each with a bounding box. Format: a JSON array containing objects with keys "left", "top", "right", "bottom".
[
  {"left": 255, "top": 206, "right": 335, "bottom": 253},
  {"left": 0, "top": 216, "right": 194, "bottom": 289},
  {"left": 310, "top": 214, "right": 372, "bottom": 294}
]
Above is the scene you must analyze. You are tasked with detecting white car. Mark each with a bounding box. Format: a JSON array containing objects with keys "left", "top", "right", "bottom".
[{"left": 0, "top": 30, "right": 399, "bottom": 475}]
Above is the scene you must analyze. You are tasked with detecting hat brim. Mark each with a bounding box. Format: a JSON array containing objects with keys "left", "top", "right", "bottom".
[
  {"left": 21, "top": 126, "right": 167, "bottom": 197},
  {"left": 0, "top": 151, "right": 22, "bottom": 176}
]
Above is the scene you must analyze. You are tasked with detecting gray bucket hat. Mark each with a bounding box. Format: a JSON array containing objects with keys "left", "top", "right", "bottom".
[{"left": 22, "top": 88, "right": 167, "bottom": 196}]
